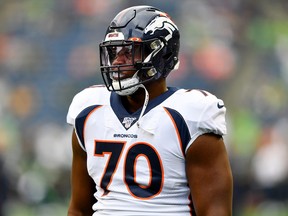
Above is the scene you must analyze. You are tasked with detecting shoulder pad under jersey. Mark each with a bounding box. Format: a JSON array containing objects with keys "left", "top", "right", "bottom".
[{"left": 66, "top": 85, "right": 110, "bottom": 126}]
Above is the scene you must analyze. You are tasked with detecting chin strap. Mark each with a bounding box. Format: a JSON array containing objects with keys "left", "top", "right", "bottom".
[
  {"left": 112, "top": 70, "right": 140, "bottom": 96},
  {"left": 137, "top": 84, "right": 149, "bottom": 127}
]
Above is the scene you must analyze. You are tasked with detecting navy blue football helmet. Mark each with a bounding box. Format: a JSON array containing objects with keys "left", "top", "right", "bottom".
[{"left": 99, "top": 5, "right": 180, "bottom": 95}]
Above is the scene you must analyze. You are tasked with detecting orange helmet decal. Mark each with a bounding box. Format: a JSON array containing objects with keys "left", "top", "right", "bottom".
[{"left": 128, "top": 37, "right": 142, "bottom": 42}]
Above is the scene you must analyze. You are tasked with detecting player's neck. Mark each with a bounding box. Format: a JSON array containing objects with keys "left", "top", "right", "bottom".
[{"left": 122, "top": 80, "right": 167, "bottom": 113}]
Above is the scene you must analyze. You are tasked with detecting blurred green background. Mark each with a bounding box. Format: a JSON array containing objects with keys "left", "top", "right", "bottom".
[{"left": 0, "top": 0, "right": 288, "bottom": 215}]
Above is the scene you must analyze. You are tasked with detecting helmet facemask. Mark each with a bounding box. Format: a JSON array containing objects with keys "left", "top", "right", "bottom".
[{"left": 100, "top": 39, "right": 163, "bottom": 96}]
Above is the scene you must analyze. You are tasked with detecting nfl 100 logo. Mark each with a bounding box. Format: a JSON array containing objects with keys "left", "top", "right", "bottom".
[{"left": 122, "top": 117, "right": 137, "bottom": 129}]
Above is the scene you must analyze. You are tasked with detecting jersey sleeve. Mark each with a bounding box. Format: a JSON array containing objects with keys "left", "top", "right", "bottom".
[
  {"left": 67, "top": 86, "right": 109, "bottom": 151},
  {"left": 67, "top": 89, "right": 87, "bottom": 127},
  {"left": 196, "top": 97, "right": 226, "bottom": 135},
  {"left": 186, "top": 92, "right": 227, "bottom": 151},
  {"left": 66, "top": 86, "right": 107, "bottom": 127}
]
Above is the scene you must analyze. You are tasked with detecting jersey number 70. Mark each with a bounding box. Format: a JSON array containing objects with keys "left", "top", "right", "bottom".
[{"left": 94, "top": 140, "right": 164, "bottom": 200}]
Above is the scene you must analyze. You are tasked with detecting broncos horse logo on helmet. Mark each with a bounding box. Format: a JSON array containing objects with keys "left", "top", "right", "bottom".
[
  {"left": 144, "top": 16, "right": 178, "bottom": 39},
  {"left": 99, "top": 5, "right": 180, "bottom": 96}
]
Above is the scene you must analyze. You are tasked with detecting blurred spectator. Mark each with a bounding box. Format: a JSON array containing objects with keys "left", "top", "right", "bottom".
[{"left": 252, "top": 129, "right": 288, "bottom": 184}]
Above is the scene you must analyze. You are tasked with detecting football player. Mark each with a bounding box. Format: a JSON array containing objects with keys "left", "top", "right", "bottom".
[{"left": 67, "top": 5, "right": 233, "bottom": 216}]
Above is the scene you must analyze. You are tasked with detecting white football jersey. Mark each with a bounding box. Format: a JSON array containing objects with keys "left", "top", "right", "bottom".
[{"left": 67, "top": 85, "right": 226, "bottom": 216}]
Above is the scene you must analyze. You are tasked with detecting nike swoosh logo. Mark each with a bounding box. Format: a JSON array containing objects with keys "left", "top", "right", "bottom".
[{"left": 217, "top": 102, "right": 225, "bottom": 109}]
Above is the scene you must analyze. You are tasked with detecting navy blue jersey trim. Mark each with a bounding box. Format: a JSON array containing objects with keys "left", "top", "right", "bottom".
[
  {"left": 75, "top": 105, "right": 101, "bottom": 150},
  {"left": 164, "top": 107, "right": 191, "bottom": 155},
  {"left": 110, "top": 87, "right": 179, "bottom": 130}
]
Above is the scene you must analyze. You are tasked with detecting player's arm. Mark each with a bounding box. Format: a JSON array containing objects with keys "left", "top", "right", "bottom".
[
  {"left": 67, "top": 130, "right": 96, "bottom": 216},
  {"left": 186, "top": 133, "right": 233, "bottom": 216}
]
